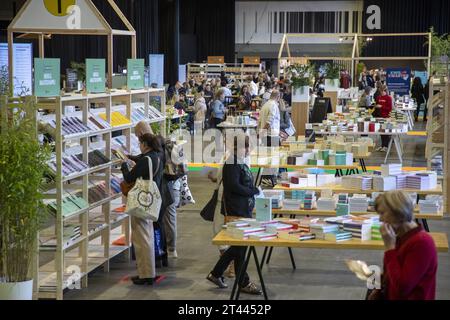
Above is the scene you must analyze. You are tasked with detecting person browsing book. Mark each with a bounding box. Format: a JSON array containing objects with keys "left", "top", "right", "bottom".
[
  {"left": 121, "top": 133, "right": 165, "bottom": 285},
  {"left": 369, "top": 191, "right": 438, "bottom": 300},
  {"left": 206, "top": 136, "right": 263, "bottom": 295},
  {"left": 375, "top": 85, "right": 393, "bottom": 152}
]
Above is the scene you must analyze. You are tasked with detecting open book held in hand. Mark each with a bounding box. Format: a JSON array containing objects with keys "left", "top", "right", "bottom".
[{"left": 345, "top": 260, "right": 374, "bottom": 281}]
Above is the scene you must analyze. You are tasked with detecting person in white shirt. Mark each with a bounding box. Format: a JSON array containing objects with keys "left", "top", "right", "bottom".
[
  {"left": 258, "top": 90, "right": 281, "bottom": 136},
  {"left": 221, "top": 80, "right": 232, "bottom": 97},
  {"left": 248, "top": 76, "right": 258, "bottom": 97}
]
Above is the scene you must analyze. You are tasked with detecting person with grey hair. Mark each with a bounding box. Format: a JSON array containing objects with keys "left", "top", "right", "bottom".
[{"left": 367, "top": 190, "right": 438, "bottom": 300}]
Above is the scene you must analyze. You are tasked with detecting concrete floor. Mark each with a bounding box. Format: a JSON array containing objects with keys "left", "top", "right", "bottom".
[{"left": 64, "top": 122, "right": 450, "bottom": 300}]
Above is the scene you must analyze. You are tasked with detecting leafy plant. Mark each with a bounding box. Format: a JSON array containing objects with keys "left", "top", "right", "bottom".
[
  {"left": 0, "top": 66, "right": 10, "bottom": 96},
  {"left": 0, "top": 100, "right": 51, "bottom": 283},
  {"left": 70, "top": 61, "right": 86, "bottom": 82},
  {"left": 356, "top": 62, "right": 366, "bottom": 75},
  {"left": 323, "top": 63, "right": 340, "bottom": 79},
  {"left": 284, "top": 63, "right": 314, "bottom": 88},
  {"left": 426, "top": 27, "right": 450, "bottom": 76}
]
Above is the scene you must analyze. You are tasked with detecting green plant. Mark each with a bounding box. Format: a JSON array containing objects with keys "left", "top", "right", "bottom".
[
  {"left": 0, "top": 101, "right": 51, "bottom": 283},
  {"left": 285, "top": 63, "right": 314, "bottom": 88},
  {"left": 425, "top": 27, "right": 450, "bottom": 76},
  {"left": 0, "top": 66, "right": 10, "bottom": 96},
  {"left": 323, "top": 63, "right": 340, "bottom": 79},
  {"left": 70, "top": 61, "right": 86, "bottom": 82}
]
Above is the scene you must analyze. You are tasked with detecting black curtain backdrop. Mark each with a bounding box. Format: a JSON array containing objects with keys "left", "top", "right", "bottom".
[
  {"left": 179, "top": 0, "right": 235, "bottom": 63},
  {"left": 44, "top": 0, "right": 159, "bottom": 73},
  {"left": 362, "top": 0, "right": 450, "bottom": 58}
]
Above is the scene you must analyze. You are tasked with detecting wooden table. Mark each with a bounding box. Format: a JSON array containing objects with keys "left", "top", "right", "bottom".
[
  {"left": 273, "top": 183, "right": 443, "bottom": 196},
  {"left": 270, "top": 208, "right": 444, "bottom": 232},
  {"left": 212, "top": 231, "right": 448, "bottom": 300},
  {"left": 316, "top": 131, "right": 407, "bottom": 164}
]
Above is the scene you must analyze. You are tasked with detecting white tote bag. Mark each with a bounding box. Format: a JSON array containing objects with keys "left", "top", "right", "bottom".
[{"left": 126, "top": 157, "right": 162, "bottom": 221}]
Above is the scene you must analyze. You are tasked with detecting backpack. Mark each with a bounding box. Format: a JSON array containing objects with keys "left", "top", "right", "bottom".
[{"left": 163, "top": 139, "right": 188, "bottom": 177}]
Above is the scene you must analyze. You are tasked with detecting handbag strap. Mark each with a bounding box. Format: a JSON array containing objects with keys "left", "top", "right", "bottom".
[{"left": 145, "top": 156, "right": 160, "bottom": 182}]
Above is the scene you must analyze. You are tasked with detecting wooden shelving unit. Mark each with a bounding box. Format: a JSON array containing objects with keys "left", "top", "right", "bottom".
[
  {"left": 425, "top": 80, "right": 449, "bottom": 213},
  {"left": 36, "top": 88, "right": 166, "bottom": 300},
  {"left": 187, "top": 63, "right": 262, "bottom": 82}
]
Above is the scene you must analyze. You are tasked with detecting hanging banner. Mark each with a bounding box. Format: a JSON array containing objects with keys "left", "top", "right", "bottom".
[
  {"left": 127, "top": 59, "right": 145, "bottom": 90},
  {"left": 386, "top": 68, "right": 411, "bottom": 96},
  {"left": 34, "top": 58, "right": 60, "bottom": 97},
  {"left": 178, "top": 64, "right": 186, "bottom": 84},
  {"left": 86, "top": 59, "right": 105, "bottom": 93},
  {"left": 0, "top": 43, "right": 33, "bottom": 96},
  {"left": 149, "top": 54, "right": 164, "bottom": 88}
]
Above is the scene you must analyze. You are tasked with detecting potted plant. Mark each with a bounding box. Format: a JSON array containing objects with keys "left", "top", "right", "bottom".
[
  {"left": 70, "top": 61, "right": 86, "bottom": 91},
  {"left": 323, "top": 62, "right": 340, "bottom": 91},
  {"left": 0, "top": 99, "right": 51, "bottom": 300},
  {"left": 285, "top": 63, "right": 314, "bottom": 102},
  {"left": 426, "top": 27, "right": 450, "bottom": 82}
]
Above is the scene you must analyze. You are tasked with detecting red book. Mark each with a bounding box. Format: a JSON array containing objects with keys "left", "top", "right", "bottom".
[{"left": 369, "top": 123, "right": 375, "bottom": 132}]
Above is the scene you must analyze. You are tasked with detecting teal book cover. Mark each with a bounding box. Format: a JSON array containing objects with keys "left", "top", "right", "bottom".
[{"left": 256, "top": 198, "right": 272, "bottom": 222}]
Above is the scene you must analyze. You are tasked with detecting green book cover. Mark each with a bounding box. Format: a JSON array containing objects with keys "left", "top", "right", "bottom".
[
  {"left": 127, "top": 59, "right": 145, "bottom": 90},
  {"left": 336, "top": 203, "right": 350, "bottom": 216},
  {"left": 86, "top": 59, "right": 106, "bottom": 93},
  {"left": 308, "top": 159, "right": 317, "bottom": 165},
  {"left": 256, "top": 198, "right": 272, "bottom": 222},
  {"left": 335, "top": 154, "right": 346, "bottom": 165},
  {"left": 34, "top": 58, "right": 60, "bottom": 97}
]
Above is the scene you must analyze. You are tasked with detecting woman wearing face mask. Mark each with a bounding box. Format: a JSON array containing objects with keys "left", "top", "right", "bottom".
[
  {"left": 368, "top": 191, "right": 438, "bottom": 300},
  {"left": 121, "top": 133, "right": 166, "bottom": 285},
  {"left": 206, "top": 135, "right": 262, "bottom": 295}
]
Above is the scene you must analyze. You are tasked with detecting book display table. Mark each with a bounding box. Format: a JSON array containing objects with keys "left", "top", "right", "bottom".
[{"left": 212, "top": 231, "right": 448, "bottom": 300}]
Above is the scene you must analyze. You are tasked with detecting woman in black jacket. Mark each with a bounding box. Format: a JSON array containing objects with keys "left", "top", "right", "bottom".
[
  {"left": 411, "top": 76, "right": 425, "bottom": 121},
  {"left": 206, "top": 136, "right": 263, "bottom": 295},
  {"left": 121, "top": 133, "right": 165, "bottom": 285}
]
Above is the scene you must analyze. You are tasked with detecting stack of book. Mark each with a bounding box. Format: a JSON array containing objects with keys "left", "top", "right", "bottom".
[
  {"left": 47, "top": 195, "right": 89, "bottom": 218},
  {"left": 85, "top": 183, "right": 112, "bottom": 204},
  {"left": 297, "top": 217, "right": 320, "bottom": 232},
  {"left": 60, "top": 117, "right": 91, "bottom": 136},
  {"left": 48, "top": 155, "right": 90, "bottom": 177},
  {"left": 338, "top": 194, "right": 348, "bottom": 204},
  {"left": 248, "top": 232, "right": 278, "bottom": 241},
  {"left": 372, "top": 175, "right": 397, "bottom": 191},
  {"left": 291, "top": 190, "right": 306, "bottom": 201},
  {"left": 148, "top": 105, "right": 165, "bottom": 119},
  {"left": 302, "top": 192, "right": 316, "bottom": 210},
  {"left": 342, "top": 176, "right": 373, "bottom": 190},
  {"left": 266, "top": 222, "right": 295, "bottom": 233},
  {"left": 343, "top": 221, "right": 372, "bottom": 241},
  {"left": 130, "top": 107, "right": 148, "bottom": 123},
  {"left": 262, "top": 190, "right": 284, "bottom": 209},
  {"left": 406, "top": 173, "right": 438, "bottom": 190},
  {"left": 316, "top": 197, "right": 336, "bottom": 211},
  {"left": 317, "top": 174, "right": 336, "bottom": 187},
  {"left": 88, "top": 114, "right": 112, "bottom": 131},
  {"left": 395, "top": 174, "right": 409, "bottom": 189},
  {"left": 283, "top": 199, "right": 302, "bottom": 210},
  {"left": 310, "top": 223, "right": 340, "bottom": 240},
  {"left": 381, "top": 164, "right": 402, "bottom": 176},
  {"left": 324, "top": 231, "right": 353, "bottom": 242},
  {"left": 371, "top": 224, "right": 382, "bottom": 241},
  {"left": 77, "top": 150, "right": 110, "bottom": 168},
  {"left": 349, "top": 195, "right": 369, "bottom": 213},
  {"left": 99, "top": 112, "right": 131, "bottom": 127},
  {"left": 278, "top": 230, "right": 315, "bottom": 241},
  {"left": 418, "top": 200, "right": 441, "bottom": 214},
  {"left": 110, "top": 177, "right": 122, "bottom": 194},
  {"left": 324, "top": 215, "right": 354, "bottom": 229},
  {"left": 226, "top": 226, "right": 266, "bottom": 239}
]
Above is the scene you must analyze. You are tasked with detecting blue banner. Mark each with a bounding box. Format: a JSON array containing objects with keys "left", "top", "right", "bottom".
[
  {"left": 386, "top": 68, "right": 411, "bottom": 96},
  {"left": 149, "top": 54, "right": 164, "bottom": 88}
]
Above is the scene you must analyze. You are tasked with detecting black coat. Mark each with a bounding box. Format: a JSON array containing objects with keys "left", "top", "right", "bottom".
[{"left": 222, "top": 162, "right": 259, "bottom": 218}]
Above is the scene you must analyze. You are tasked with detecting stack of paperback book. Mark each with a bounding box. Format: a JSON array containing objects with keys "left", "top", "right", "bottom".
[
  {"left": 302, "top": 192, "right": 316, "bottom": 210},
  {"left": 310, "top": 223, "right": 340, "bottom": 240},
  {"left": 278, "top": 230, "right": 315, "bottom": 241},
  {"left": 343, "top": 221, "right": 372, "bottom": 241},
  {"left": 324, "top": 231, "right": 353, "bottom": 242},
  {"left": 316, "top": 197, "right": 336, "bottom": 211},
  {"left": 371, "top": 224, "right": 382, "bottom": 241},
  {"left": 349, "top": 195, "right": 369, "bottom": 213},
  {"left": 418, "top": 199, "right": 441, "bottom": 214}
]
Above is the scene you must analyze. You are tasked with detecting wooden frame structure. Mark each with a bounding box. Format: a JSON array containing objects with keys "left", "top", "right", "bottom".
[
  {"left": 278, "top": 32, "right": 432, "bottom": 83},
  {"left": 7, "top": 0, "right": 136, "bottom": 91}
]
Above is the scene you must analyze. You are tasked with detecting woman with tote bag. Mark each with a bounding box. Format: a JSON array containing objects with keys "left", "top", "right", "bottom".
[{"left": 121, "top": 133, "right": 166, "bottom": 285}]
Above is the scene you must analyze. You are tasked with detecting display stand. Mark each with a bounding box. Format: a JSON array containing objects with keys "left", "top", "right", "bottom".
[
  {"left": 35, "top": 89, "right": 166, "bottom": 300},
  {"left": 425, "top": 80, "right": 449, "bottom": 213},
  {"left": 187, "top": 62, "right": 262, "bottom": 81}
]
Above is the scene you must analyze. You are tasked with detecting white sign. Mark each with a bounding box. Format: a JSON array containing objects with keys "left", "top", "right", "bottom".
[
  {"left": 149, "top": 54, "right": 164, "bottom": 88},
  {"left": 0, "top": 43, "right": 33, "bottom": 96}
]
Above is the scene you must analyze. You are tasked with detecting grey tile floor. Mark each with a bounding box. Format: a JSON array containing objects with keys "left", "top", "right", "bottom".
[{"left": 64, "top": 122, "right": 450, "bottom": 300}]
